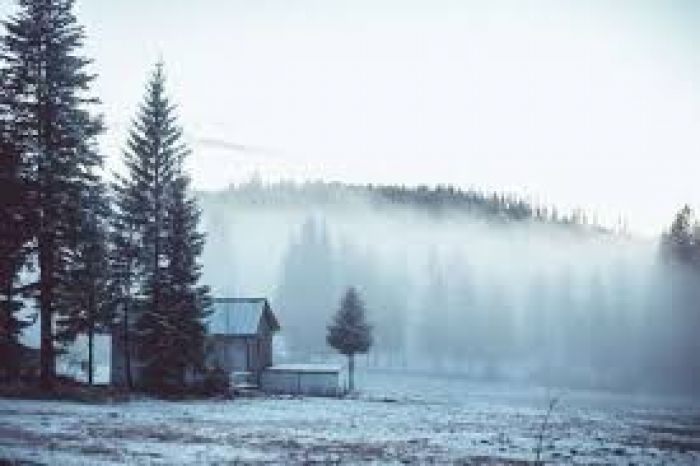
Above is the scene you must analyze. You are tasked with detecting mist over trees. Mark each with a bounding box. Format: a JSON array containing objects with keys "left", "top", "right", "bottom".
[
  {"left": 0, "top": 0, "right": 697, "bottom": 401},
  {"left": 276, "top": 217, "right": 336, "bottom": 356},
  {"left": 200, "top": 181, "right": 700, "bottom": 396},
  {"left": 658, "top": 206, "right": 700, "bottom": 392}
]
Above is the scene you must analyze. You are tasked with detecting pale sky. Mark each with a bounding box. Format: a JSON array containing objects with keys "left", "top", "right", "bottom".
[{"left": 1, "top": 0, "right": 699, "bottom": 235}]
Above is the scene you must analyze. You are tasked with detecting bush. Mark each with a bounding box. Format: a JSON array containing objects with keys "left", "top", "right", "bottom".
[
  {"left": 155, "top": 366, "right": 231, "bottom": 399},
  {"left": 197, "top": 366, "right": 231, "bottom": 397}
]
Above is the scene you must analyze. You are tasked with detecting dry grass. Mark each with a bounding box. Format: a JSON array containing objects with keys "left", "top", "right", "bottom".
[{"left": 0, "top": 380, "right": 130, "bottom": 404}]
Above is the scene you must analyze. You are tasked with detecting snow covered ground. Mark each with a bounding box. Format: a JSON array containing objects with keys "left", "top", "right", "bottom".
[{"left": 1, "top": 371, "right": 699, "bottom": 465}]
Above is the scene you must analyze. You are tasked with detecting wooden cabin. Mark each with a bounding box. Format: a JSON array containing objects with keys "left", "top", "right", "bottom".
[
  {"left": 111, "top": 297, "right": 280, "bottom": 388},
  {"left": 205, "top": 298, "right": 280, "bottom": 384},
  {"left": 110, "top": 297, "right": 340, "bottom": 395}
]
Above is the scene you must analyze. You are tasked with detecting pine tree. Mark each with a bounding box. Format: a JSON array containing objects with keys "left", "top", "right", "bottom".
[
  {"left": 116, "top": 62, "right": 210, "bottom": 393},
  {"left": 0, "top": 75, "right": 35, "bottom": 381},
  {"left": 158, "top": 172, "right": 211, "bottom": 388},
  {"left": 2, "top": 0, "right": 103, "bottom": 388},
  {"left": 327, "top": 287, "right": 372, "bottom": 392},
  {"left": 55, "top": 183, "right": 112, "bottom": 385},
  {"left": 661, "top": 205, "right": 696, "bottom": 266}
]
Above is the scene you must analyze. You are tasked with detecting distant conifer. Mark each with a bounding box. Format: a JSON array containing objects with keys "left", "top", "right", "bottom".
[{"left": 327, "top": 287, "right": 372, "bottom": 392}]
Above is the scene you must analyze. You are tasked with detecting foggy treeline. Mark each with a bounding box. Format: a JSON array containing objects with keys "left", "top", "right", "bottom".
[{"left": 201, "top": 180, "right": 700, "bottom": 396}]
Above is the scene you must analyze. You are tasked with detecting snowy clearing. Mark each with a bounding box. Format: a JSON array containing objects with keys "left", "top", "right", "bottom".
[{"left": 1, "top": 371, "right": 699, "bottom": 465}]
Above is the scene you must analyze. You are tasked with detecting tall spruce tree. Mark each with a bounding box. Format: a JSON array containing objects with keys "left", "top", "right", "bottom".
[
  {"left": 0, "top": 74, "right": 35, "bottom": 380},
  {"left": 157, "top": 170, "right": 211, "bottom": 388},
  {"left": 116, "top": 63, "right": 210, "bottom": 393},
  {"left": 2, "top": 0, "right": 103, "bottom": 388}
]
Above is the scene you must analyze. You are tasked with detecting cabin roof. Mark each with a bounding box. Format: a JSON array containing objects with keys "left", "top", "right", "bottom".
[{"left": 206, "top": 298, "right": 280, "bottom": 336}]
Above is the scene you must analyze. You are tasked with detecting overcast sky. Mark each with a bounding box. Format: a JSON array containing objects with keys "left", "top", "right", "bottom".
[{"left": 1, "top": 0, "right": 699, "bottom": 235}]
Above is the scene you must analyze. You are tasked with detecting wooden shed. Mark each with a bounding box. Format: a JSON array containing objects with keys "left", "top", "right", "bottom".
[{"left": 261, "top": 364, "right": 342, "bottom": 397}]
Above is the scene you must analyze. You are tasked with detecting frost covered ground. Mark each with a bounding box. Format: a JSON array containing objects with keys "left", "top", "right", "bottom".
[{"left": 1, "top": 371, "right": 699, "bottom": 465}]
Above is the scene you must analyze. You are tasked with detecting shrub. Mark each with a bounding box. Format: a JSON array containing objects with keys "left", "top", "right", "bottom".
[{"left": 198, "top": 366, "right": 231, "bottom": 396}]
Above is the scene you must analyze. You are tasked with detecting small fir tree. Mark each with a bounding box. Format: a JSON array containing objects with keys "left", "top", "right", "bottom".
[{"left": 327, "top": 287, "right": 372, "bottom": 392}]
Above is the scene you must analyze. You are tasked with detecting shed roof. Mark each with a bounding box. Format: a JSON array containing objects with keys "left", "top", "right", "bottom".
[
  {"left": 266, "top": 364, "right": 341, "bottom": 373},
  {"left": 206, "top": 298, "right": 280, "bottom": 336}
]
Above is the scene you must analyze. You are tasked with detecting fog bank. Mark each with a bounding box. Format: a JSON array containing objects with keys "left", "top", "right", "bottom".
[{"left": 200, "top": 181, "right": 700, "bottom": 396}]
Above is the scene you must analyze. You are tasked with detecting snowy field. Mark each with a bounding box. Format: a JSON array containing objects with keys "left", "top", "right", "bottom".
[{"left": 1, "top": 371, "right": 699, "bottom": 465}]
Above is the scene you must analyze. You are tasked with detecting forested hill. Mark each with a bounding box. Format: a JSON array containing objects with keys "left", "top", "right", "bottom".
[
  {"left": 198, "top": 179, "right": 615, "bottom": 235},
  {"left": 195, "top": 179, "right": 697, "bottom": 395}
]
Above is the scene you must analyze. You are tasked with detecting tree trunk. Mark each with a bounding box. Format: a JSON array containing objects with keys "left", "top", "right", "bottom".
[
  {"left": 38, "top": 236, "right": 54, "bottom": 390},
  {"left": 88, "top": 326, "right": 94, "bottom": 386},
  {"left": 37, "top": 35, "right": 54, "bottom": 392},
  {"left": 123, "top": 297, "right": 132, "bottom": 390},
  {"left": 348, "top": 353, "right": 355, "bottom": 392},
  {"left": 123, "top": 248, "right": 134, "bottom": 390},
  {"left": 153, "top": 144, "right": 162, "bottom": 336},
  {"left": 3, "top": 258, "right": 17, "bottom": 381},
  {"left": 87, "top": 281, "right": 95, "bottom": 386}
]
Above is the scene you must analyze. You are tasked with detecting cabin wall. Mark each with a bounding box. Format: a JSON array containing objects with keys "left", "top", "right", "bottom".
[
  {"left": 206, "top": 337, "right": 249, "bottom": 373},
  {"left": 113, "top": 335, "right": 273, "bottom": 385},
  {"left": 256, "top": 318, "right": 275, "bottom": 371},
  {"left": 258, "top": 334, "right": 273, "bottom": 369}
]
